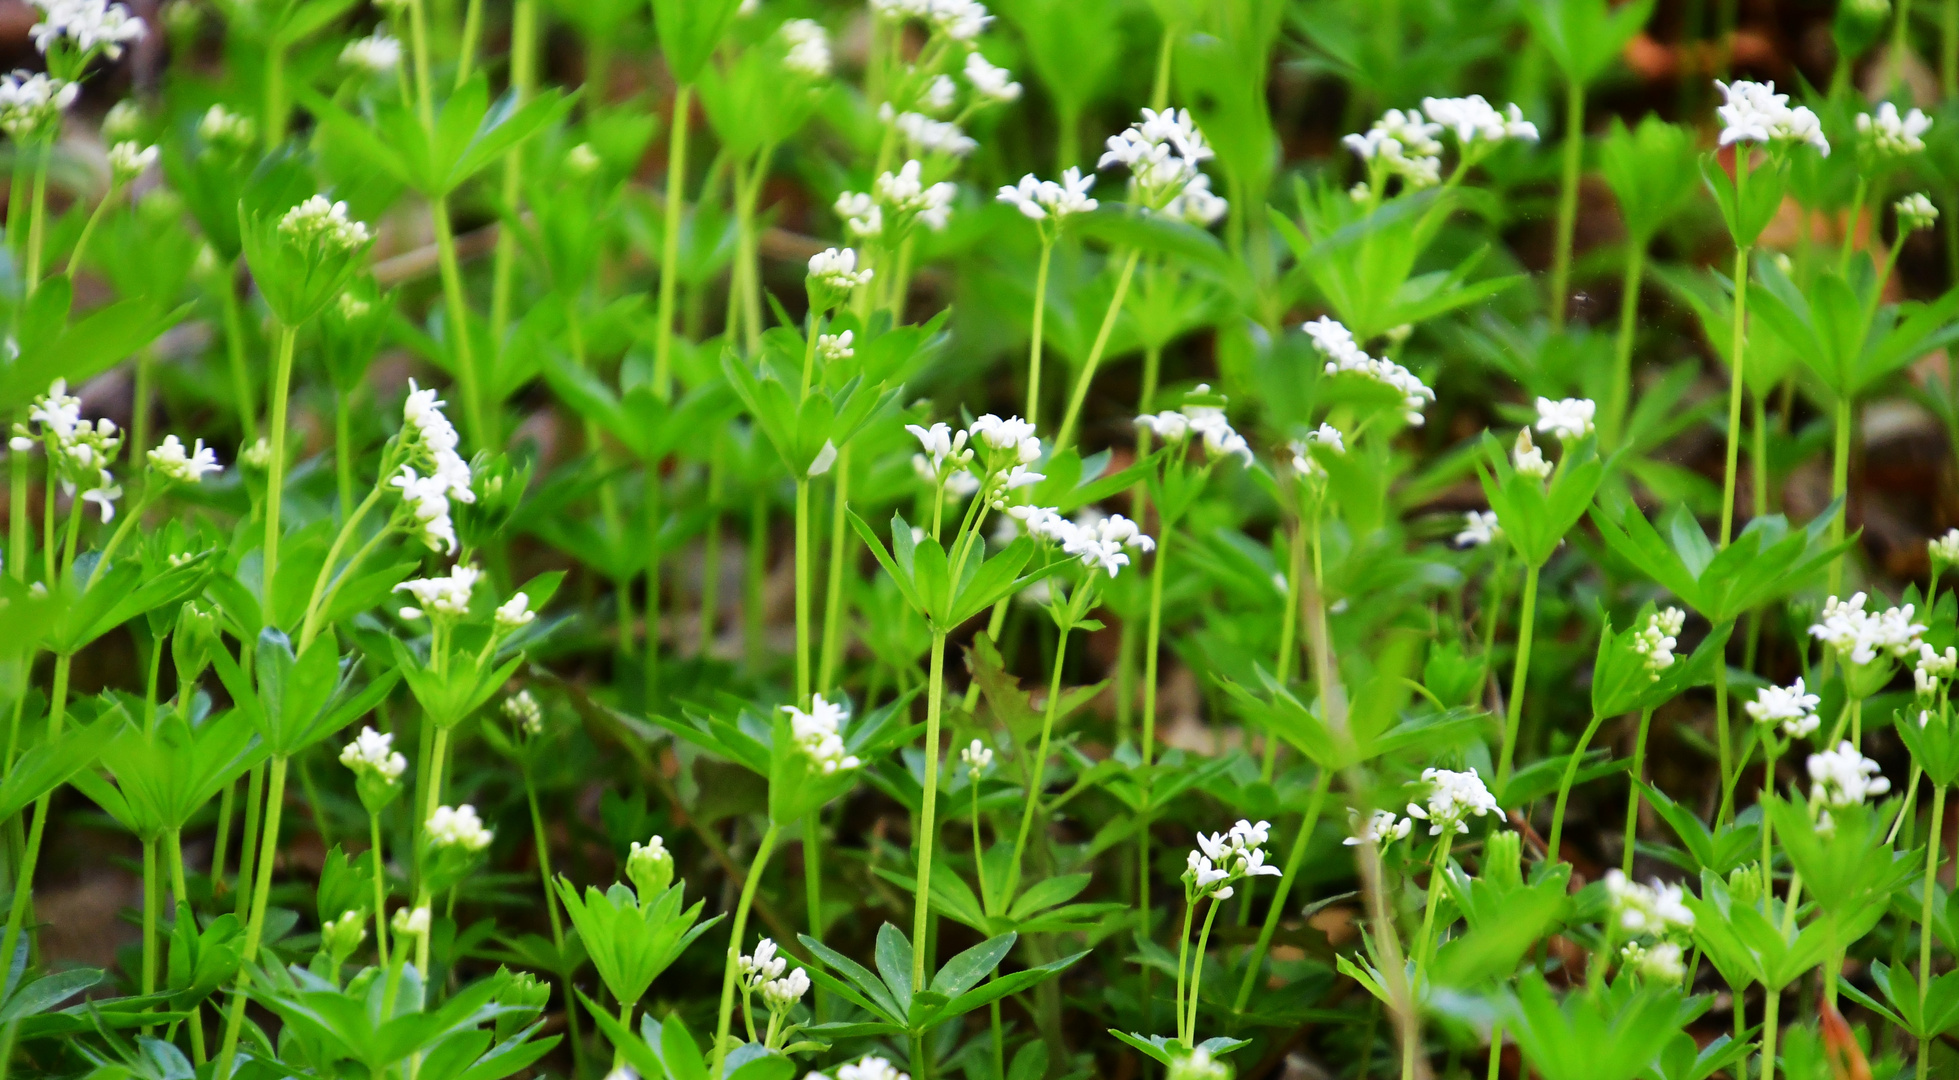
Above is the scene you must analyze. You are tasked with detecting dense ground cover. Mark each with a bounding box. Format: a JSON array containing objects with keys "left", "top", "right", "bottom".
[{"left": 7, "top": 0, "right": 1959, "bottom": 1078}]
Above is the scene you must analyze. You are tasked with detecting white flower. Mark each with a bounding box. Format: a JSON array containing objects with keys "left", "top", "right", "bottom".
[
  {"left": 1917, "top": 643, "right": 1958, "bottom": 698},
  {"left": 495, "top": 592, "right": 535, "bottom": 631},
  {"left": 1342, "top": 108, "right": 1444, "bottom": 189},
  {"left": 1934, "top": 529, "right": 1959, "bottom": 567},
  {"left": 391, "top": 467, "right": 458, "bottom": 554},
  {"left": 29, "top": 0, "right": 145, "bottom": 58},
  {"left": 1306, "top": 316, "right": 1434, "bottom": 425},
  {"left": 1162, "top": 173, "right": 1228, "bottom": 227},
  {"left": 1344, "top": 808, "right": 1413, "bottom": 847},
  {"left": 836, "top": 1057, "right": 910, "bottom": 1080},
  {"left": 818, "top": 331, "right": 854, "bottom": 361},
  {"left": 873, "top": 160, "right": 958, "bottom": 231},
  {"left": 1420, "top": 95, "right": 1538, "bottom": 147},
  {"left": 426, "top": 804, "right": 494, "bottom": 851},
  {"left": 835, "top": 190, "right": 883, "bottom": 238},
  {"left": 1167, "top": 1047, "right": 1231, "bottom": 1080},
  {"left": 960, "top": 739, "right": 993, "bottom": 777},
  {"left": 783, "top": 694, "right": 860, "bottom": 774},
  {"left": 1512, "top": 429, "right": 1551, "bottom": 480},
  {"left": 997, "top": 168, "right": 1098, "bottom": 222},
  {"left": 1098, "top": 107, "right": 1213, "bottom": 207},
  {"left": 1534, "top": 397, "right": 1595, "bottom": 442},
  {"left": 968, "top": 413, "right": 1041, "bottom": 464},
  {"left": 890, "top": 111, "right": 977, "bottom": 156},
  {"left": 279, "top": 194, "right": 373, "bottom": 253},
  {"left": 924, "top": 0, "right": 989, "bottom": 40},
  {"left": 392, "top": 905, "right": 431, "bottom": 937},
  {"left": 1289, "top": 422, "right": 1346, "bottom": 476},
  {"left": 964, "top": 52, "right": 1020, "bottom": 102},
  {"left": 760, "top": 967, "right": 810, "bottom": 1010},
  {"left": 1455, "top": 510, "right": 1501, "bottom": 548},
  {"left": 740, "top": 937, "right": 787, "bottom": 989},
  {"left": 1405, "top": 767, "right": 1497, "bottom": 836},
  {"left": 1808, "top": 592, "right": 1926, "bottom": 667},
  {"left": 1134, "top": 411, "right": 1191, "bottom": 442},
  {"left": 1621, "top": 940, "right": 1686, "bottom": 982},
  {"left": 147, "top": 435, "right": 221, "bottom": 483},
  {"left": 502, "top": 690, "right": 543, "bottom": 734},
  {"left": 1746, "top": 678, "right": 1821, "bottom": 738},
  {"left": 340, "top": 31, "right": 402, "bottom": 74},
  {"left": 1807, "top": 741, "right": 1890, "bottom": 807},
  {"left": 779, "top": 18, "right": 831, "bottom": 78},
  {"left": 394, "top": 563, "right": 482, "bottom": 620},
  {"left": 339, "top": 726, "right": 408, "bottom": 783},
  {"left": 107, "top": 139, "right": 156, "bottom": 183},
  {"left": 1631, "top": 607, "right": 1684, "bottom": 678},
  {"left": 1897, "top": 192, "right": 1939, "bottom": 232},
  {"left": 1604, "top": 870, "right": 1695, "bottom": 938},
  {"left": 0, "top": 71, "right": 78, "bottom": 139},
  {"left": 81, "top": 475, "right": 121, "bottom": 522},
  {"left": 196, "top": 104, "right": 254, "bottom": 150},
  {"left": 1857, "top": 102, "right": 1932, "bottom": 156},
  {"left": 1714, "top": 80, "right": 1830, "bottom": 155},
  {"left": 808, "top": 247, "right": 873, "bottom": 292}
]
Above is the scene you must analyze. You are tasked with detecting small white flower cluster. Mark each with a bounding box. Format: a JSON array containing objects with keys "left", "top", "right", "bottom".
[
  {"left": 1134, "top": 385, "right": 1253, "bottom": 465},
  {"left": 1714, "top": 80, "right": 1830, "bottom": 156},
  {"left": 1288, "top": 423, "right": 1346, "bottom": 478},
  {"left": 837, "top": 160, "right": 958, "bottom": 238},
  {"left": 969, "top": 413, "right": 1043, "bottom": 467},
  {"left": 0, "top": 71, "right": 78, "bottom": 140},
  {"left": 1343, "top": 807, "right": 1413, "bottom": 848},
  {"left": 1808, "top": 592, "right": 1926, "bottom": 668},
  {"left": 1305, "top": 316, "right": 1435, "bottom": 426},
  {"left": 495, "top": 592, "right": 535, "bottom": 631},
  {"left": 1406, "top": 767, "right": 1498, "bottom": 836},
  {"left": 1897, "top": 192, "right": 1940, "bottom": 233},
  {"left": 1916, "top": 643, "right": 1958, "bottom": 698},
  {"left": 964, "top": 52, "right": 1020, "bottom": 102},
  {"left": 29, "top": 0, "right": 144, "bottom": 59},
  {"left": 907, "top": 421, "right": 980, "bottom": 498},
  {"left": 1857, "top": 102, "right": 1932, "bottom": 156},
  {"left": 390, "top": 380, "right": 475, "bottom": 554},
  {"left": 996, "top": 168, "right": 1098, "bottom": 223},
  {"left": 1511, "top": 428, "right": 1550, "bottom": 481},
  {"left": 1533, "top": 396, "right": 1595, "bottom": 442},
  {"left": 779, "top": 18, "right": 831, "bottom": 78},
  {"left": 1603, "top": 870, "right": 1695, "bottom": 938},
  {"left": 426, "top": 803, "right": 494, "bottom": 851},
  {"left": 27, "top": 379, "right": 122, "bottom": 520},
  {"left": 1631, "top": 608, "right": 1685, "bottom": 679},
  {"left": 197, "top": 104, "right": 255, "bottom": 151},
  {"left": 1807, "top": 741, "right": 1890, "bottom": 808},
  {"left": 784, "top": 694, "right": 861, "bottom": 774},
  {"left": 739, "top": 937, "right": 786, "bottom": 992},
  {"left": 503, "top": 689, "right": 544, "bottom": 735},
  {"left": 886, "top": 107, "right": 978, "bottom": 157},
  {"left": 818, "top": 331, "right": 854, "bottom": 361},
  {"left": 1342, "top": 107, "right": 1444, "bottom": 191},
  {"left": 1011, "top": 506, "right": 1154, "bottom": 579},
  {"left": 1419, "top": 95, "right": 1538, "bottom": 148},
  {"left": 1620, "top": 940, "right": 1687, "bottom": 983},
  {"left": 341, "top": 31, "right": 402, "bottom": 75},
  {"left": 146, "top": 434, "right": 221, "bottom": 484},
  {"left": 869, "top": 0, "right": 990, "bottom": 41},
  {"left": 1931, "top": 528, "right": 1959, "bottom": 568},
  {"left": 1746, "top": 678, "right": 1821, "bottom": 738},
  {"left": 279, "top": 194, "right": 373, "bottom": 254},
  {"left": 1187, "top": 819, "right": 1280, "bottom": 900},
  {"left": 1098, "top": 107, "right": 1214, "bottom": 209},
  {"left": 960, "top": 738, "right": 993, "bottom": 777},
  {"left": 107, "top": 139, "right": 156, "bottom": 183},
  {"left": 760, "top": 966, "right": 810, "bottom": 1010},
  {"left": 808, "top": 247, "right": 873, "bottom": 291},
  {"left": 833, "top": 1056, "right": 910, "bottom": 1080},
  {"left": 339, "top": 726, "right": 408, "bottom": 783},
  {"left": 1455, "top": 509, "right": 1501, "bottom": 548},
  {"left": 1162, "top": 174, "right": 1228, "bottom": 227},
  {"left": 395, "top": 562, "right": 482, "bottom": 621},
  {"left": 1166, "top": 1047, "right": 1231, "bottom": 1080}
]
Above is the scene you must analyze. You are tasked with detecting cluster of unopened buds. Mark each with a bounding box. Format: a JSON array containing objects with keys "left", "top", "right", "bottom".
[
  {"left": 1604, "top": 870, "right": 1695, "bottom": 938},
  {"left": 426, "top": 804, "right": 494, "bottom": 851},
  {"left": 1855, "top": 101, "right": 1932, "bottom": 157},
  {"left": 1288, "top": 423, "right": 1345, "bottom": 479},
  {"left": 339, "top": 726, "right": 408, "bottom": 785},
  {"left": 279, "top": 194, "right": 373, "bottom": 254},
  {"left": 503, "top": 689, "right": 544, "bottom": 735},
  {"left": 1631, "top": 608, "right": 1684, "bottom": 678},
  {"left": 1186, "top": 819, "right": 1280, "bottom": 901},
  {"left": 395, "top": 562, "right": 482, "bottom": 621},
  {"left": 960, "top": 738, "right": 993, "bottom": 778}
]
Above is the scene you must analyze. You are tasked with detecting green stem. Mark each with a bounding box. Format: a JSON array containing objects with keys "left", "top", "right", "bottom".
[
  {"left": 1762, "top": 981, "right": 1780, "bottom": 1080},
  {"left": 423, "top": 726, "right": 452, "bottom": 832},
  {"left": 1494, "top": 563, "right": 1540, "bottom": 791},
  {"left": 1412, "top": 832, "right": 1455, "bottom": 979},
  {"left": 168, "top": 828, "right": 206, "bottom": 1064},
  {"left": 369, "top": 812, "right": 391, "bottom": 970},
  {"left": 1604, "top": 241, "right": 1645, "bottom": 447},
  {"left": 140, "top": 836, "right": 158, "bottom": 1024},
  {"left": 23, "top": 144, "right": 47, "bottom": 294},
  {"left": 263, "top": 324, "right": 299, "bottom": 593},
  {"left": 215, "top": 754, "right": 290, "bottom": 1079},
  {"left": 454, "top": 0, "right": 483, "bottom": 89},
  {"left": 525, "top": 773, "right": 587, "bottom": 1080},
  {"left": 1622, "top": 706, "right": 1654, "bottom": 877},
  {"left": 1715, "top": 651, "right": 1737, "bottom": 825},
  {"left": 817, "top": 445, "right": 852, "bottom": 694},
  {"left": 1262, "top": 517, "right": 1307, "bottom": 781},
  {"left": 1548, "top": 78, "right": 1585, "bottom": 330},
  {"left": 912, "top": 630, "right": 948, "bottom": 989},
  {"left": 701, "top": 446, "right": 726, "bottom": 659},
  {"left": 1004, "top": 618, "right": 1071, "bottom": 905},
  {"left": 1827, "top": 396, "right": 1853, "bottom": 601},
  {"left": 711, "top": 821, "right": 781, "bottom": 1080},
  {"left": 221, "top": 262, "right": 258, "bottom": 442},
  {"left": 804, "top": 819, "right": 825, "bottom": 945},
  {"left": 9, "top": 430, "right": 26, "bottom": 583},
  {"left": 1921, "top": 784, "right": 1946, "bottom": 1080},
  {"left": 1138, "top": 523, "right": 1172, "bottom": 944},
  {"left": 746, "top": 489, "right": 767, "bottom": 674},
  {"left": 645, "top": 462, "right": 663, "bottom": 707},
  {"left": 1184, "top": 898, "right": 1221, "bottom": 1044},
  {"left": 1025, "top": 239, "right": 1053, "bottom": 428},
  {"left": 236, "top": 774, "right": 264, "bottom": 921},
  {"left": 1054, "top": 248, "right": 1143, "bottom": 453},
  {"left": 1546, "top": 709, "right": 1608, "bottom": 861},
  {"left": 63, "top": 179, "right": 117, "bottom": 279},
  {"left": 1720, "top": 240, "right": 1751, "bottom": 548},
  {"left": 795, "top": 479, "right": 812, "bottom": 705},
  {"left": 611, "top": 998, "right": 633, "bottom": 1071},
  {"left": 1232, "top": 768, "right": 1331, "bottom": 1011},
  {"left": 487, "top": 0, "right": 536, "bottom": 353},
  {"left": 652, "top": 84, "right": 693, "bottom": 399},
  {"left": 431, "top": 195, "right": 489, "bottom": 451},
  {"left": 334, "top": 391, "right": 355, "bottom": 520}
]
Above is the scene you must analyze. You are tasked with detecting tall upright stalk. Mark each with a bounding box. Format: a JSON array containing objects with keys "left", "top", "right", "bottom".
[
  {"left": 1054, "top": 249, "right": 1143, "bottom": 454},
  {"left": 1003, "top": 606, "right": 1076, "bottom": 904},
  {"left": 794, "top": 479, "right": 812, "bottom": 705},
  {"left": 652, "top": 85, "right": 693, "bottom": 400},
  {"left": 1025, "top": 239, "right": 1053, "bottom": 429},
  {"left": 1231, "top": 769, "right": 1330, "bottom": 1011},
  {"left": 487, "top": 0, "right": 538, "bottom": 352},
  {"left": 221, "top": 264, "right": 259, "bottom": 443},
  {"left": 1136, "top": 525, "right": 1172, "bottom": 944},
  {"left": 1548, "top": 80, "right": 1585, "bottom": 330},
  {"left": 1547, "top": 710, "right": 1608, "bottom": 860},
  {"left": 711, "top": 822, "right": 781, "bottom": 1080},
  {"left": 1827, "top": 397, "right": 1853, "bottom": 600},
  {"left": 1494, "top": 563, "right": 1540, "bottom": 790},
  {"left": 817, "top": 446, "right": 853, "bottom": 693},
  {"left": 215, "top": 754, "right": 292, "bottom": 1078},
  {"left": 1719, "top": 156, "right": 1753, "bottom": 549},
  {"left": 1622, "top": 705, "right": 1655, "bottom": 877},
  {"left": 1920, "top": 783, "right": 1947, "bottom": 1080},
  {"left": 1604, "top": 242, "right": 1646, "bottom": 447},
  {"left": 431, "top": 197, "right": 488, "bottom": 450},
  {"left": 263, "top": 325, "right": 299, "bottom": 591},
  {"left": 911, "top": 630, "right": 948, "bottom": 988}
]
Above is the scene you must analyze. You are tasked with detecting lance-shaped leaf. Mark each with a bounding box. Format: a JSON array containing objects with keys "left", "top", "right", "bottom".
[
  {"left": 1589, "top": 497, "right": 1848, "bottom": 625},
  {"left": 303, "top": 77, "right": 573, "bottom": 199},
  {"left": 212, "top": 628, "right": 399, "bottom": 756},
  {"left": 1477, "top": 432, "right": 1606, "bottom": 568},
  {"left": 554, "top": 879, "right": 719, "bottom": 1008},
  {"left": 71, "top": 707, "right": 262, "bottom": 839}
]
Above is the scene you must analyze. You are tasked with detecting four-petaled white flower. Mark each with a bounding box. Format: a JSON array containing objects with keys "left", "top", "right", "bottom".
[
  {"left": 29, "top": 0, "right": 145, "bottom": 59},
  {"left": 1857, "top": 102, "right": 1932, "bottom": 156},
  {"left": 1714, "top": 80, "right": 1830, "bottom": 156},
  {"left": 964, "top": 52, "right": 1020, "bottom": 102},
  {"left": 1807, "top": 741, "right": 1890, "bottom": 808},
  {"left": 1344, "top": 808, "right": 1413, "bottom": 847},
  {"left": 1405, "top": 767, "right": 1497, "bottom": 836},
  {"left": 809, "top": 247, "right": 873, "bottom": 291},
  {"left": 783, "top": 694, "right": 861, "bottom": 774},
  {"left": 1604, "top": 869, "right": 1695, "bottom": 938},
  {"left": 1455, "top": 509, "right": 1501, "bottom": 548},
  {"left": 1420, "top": 95, "right": 1538, "bottom": 147},
  {"left": 107, "top": 139, "right": 156, "bottom": 183},
  {"left": 1746, "top": 678, "right": 1821, "bottom": 738},
  {"left": 997, "top": 168, "right": 1098, "bottom": 222},
  {"left": 1306, "top": 316, "right": 1435, "bottom": 425},
  {"left": 960, "top": 738, "right": 993, "bottom": 777},
  {"left": 339, "top": 726, "right": 408, "bottom": 783},
  {"left": 1534, "top": 397, "right": 1595, "bottom": 442},
  {"left": 147, "top": 435, "right": 221, "bottom": 484}
]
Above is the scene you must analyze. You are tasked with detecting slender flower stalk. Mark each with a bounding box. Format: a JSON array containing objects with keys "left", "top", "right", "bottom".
[
  {"left": 911, "top": 630, "right": 948, "bottom": 988},
  {"left": 1053, "top": 248, "right": 1140, "bottom": 453},
  {"left": 711, "top": 822, "right": 781, "bottom": 1080},
  {"left": 1548, "top": 79, "right": 1585, "bottom": 329},
  {"left": 1494, "top": 563, "right": 1539, "bottom": 790},
  {"left": 1719, "top": 152, "right": 1752, "bottom": 548},
  {"left": 652, "top": 84, "right": 693, "bottom": 399}
]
